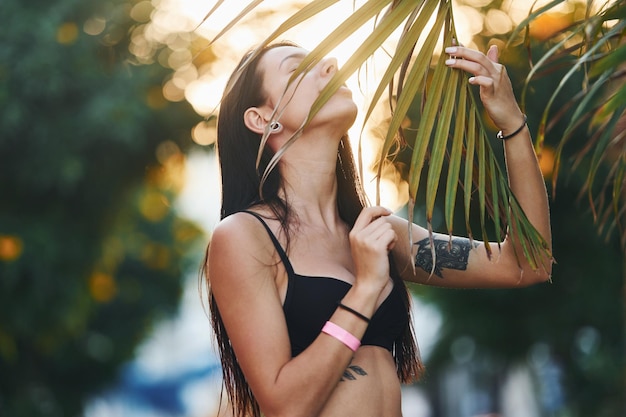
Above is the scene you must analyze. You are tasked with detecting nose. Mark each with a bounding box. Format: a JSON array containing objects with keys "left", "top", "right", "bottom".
[{"left": 320, "top": 57, "right": 338, "bottom": 77}]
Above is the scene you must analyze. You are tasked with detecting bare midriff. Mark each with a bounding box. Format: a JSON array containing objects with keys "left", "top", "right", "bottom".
[{"left": 317, "top": 345, "right": 403, "bottom": 417}]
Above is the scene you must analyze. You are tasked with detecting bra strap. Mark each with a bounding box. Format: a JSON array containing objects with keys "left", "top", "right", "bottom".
[{"left": 240, "top": 210, "right": 295, "bottom": 276}]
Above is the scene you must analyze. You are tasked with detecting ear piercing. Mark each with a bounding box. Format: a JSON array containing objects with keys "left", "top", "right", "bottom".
[{"left": 269, "top": 121, "right": 282, "bottom": 133}]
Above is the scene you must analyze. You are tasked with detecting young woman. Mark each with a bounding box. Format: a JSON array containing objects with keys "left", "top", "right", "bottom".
[{"left": 205, "top": 40, "right": 552, "bottom": 417}]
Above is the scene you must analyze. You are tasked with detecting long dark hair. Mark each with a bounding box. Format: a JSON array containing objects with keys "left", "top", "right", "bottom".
[{"left": 202, "top": 41, "right": 422, "bottom": 417}]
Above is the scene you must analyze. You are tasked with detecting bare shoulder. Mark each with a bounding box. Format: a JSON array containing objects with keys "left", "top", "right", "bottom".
[
  {"left": 208, "top": 210, "right": 278, "bottom": 285},
  {"left": 211, "top": 209, "right": 276, "bottom": 247},
  {"left": 207, "top": 211, "right": 293, "bottom": 391}
]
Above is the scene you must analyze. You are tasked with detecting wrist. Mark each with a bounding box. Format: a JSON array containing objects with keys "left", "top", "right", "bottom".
[
  {"left": 342, "top": 282, "right": 381, "bottom": 317},
  {"left": 350, "top": 280, "right": 384, "bottom": 298},
  {"left": 497, "top": 114, "right": 528, "bottom": 140}
]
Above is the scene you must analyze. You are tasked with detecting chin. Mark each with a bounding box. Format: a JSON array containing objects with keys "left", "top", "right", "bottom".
[
  {"left": 345, "top": 106, "right": 358, "bottom": 126},
  {"left": 329, "top": 103, "right": 357, "bottom": 130},
  {"left": 334, "top": 93, "right": 358, "bottom": 118},
  {"left": 310, "top": 92, "right": 358, "bottom": 130}
]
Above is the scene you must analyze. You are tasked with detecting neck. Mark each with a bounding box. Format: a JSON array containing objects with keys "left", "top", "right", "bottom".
[
  {"left": 279, "top": 156, "right": 341, "bottom": 225},
  {"left": 275, "top": 130, "right": 345, "bottom": 226}
]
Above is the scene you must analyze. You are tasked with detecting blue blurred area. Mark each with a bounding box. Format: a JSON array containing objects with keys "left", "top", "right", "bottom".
[
  {"left": 98, "top": 361, "right": 221, "bottom": 415},
  {"left": 85, "top": 244, "right": 224, "bottom": 417}
]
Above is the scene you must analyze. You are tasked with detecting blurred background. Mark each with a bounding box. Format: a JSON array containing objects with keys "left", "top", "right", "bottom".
[{"left": 0, "top": 0, "right": 623, "bottom": 416}]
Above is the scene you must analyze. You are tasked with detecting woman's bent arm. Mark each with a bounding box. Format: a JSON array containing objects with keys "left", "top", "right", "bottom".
[{"left": 208, "top": 209, "right": 391, "bottom": 417}]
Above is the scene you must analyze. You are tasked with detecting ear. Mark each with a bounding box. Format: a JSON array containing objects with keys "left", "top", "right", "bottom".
[{"left": 244, "top": 107, "right": 270, "bottom": 135}]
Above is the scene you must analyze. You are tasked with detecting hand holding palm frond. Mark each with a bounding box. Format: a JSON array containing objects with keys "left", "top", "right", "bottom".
[{"left": 201, "top": 0, "right": 554, "bottom": 271}]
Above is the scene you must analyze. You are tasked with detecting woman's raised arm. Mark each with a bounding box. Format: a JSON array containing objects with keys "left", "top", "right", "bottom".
[{"left": 389, "top": 44, "right": 552, "bottom": 288}]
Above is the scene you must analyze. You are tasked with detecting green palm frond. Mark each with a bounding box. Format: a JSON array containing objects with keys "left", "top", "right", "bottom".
[
  {"left": 517, "top": 0, "right": 626, "bottom": 247},
  {"left": 201, "top": 0, "right": 553, "bottom": 269}
]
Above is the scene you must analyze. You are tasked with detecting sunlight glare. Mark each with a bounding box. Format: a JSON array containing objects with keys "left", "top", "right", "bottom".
[
  {"left": 84, "top": 17, "right": 106, "bottom": 36},
  {"left": 184, "top": 75, "right": 229, "bottom": 117},
  {"left": 148, "top": 0, "right": 604, "bottom": 210},
  {"left": 171, "top": 64, "right": 198, "bottom": 90},
  {"left": 485, "top": 9, "right": 512, "bottom": 35},
  {"left": 168, "top": 48, "right": 193, "bottom": 69},
  {"left": 462, "top": 0, "right": 493, "bottom": 7},
  {"left": 363, "top": 174, "right": 410, "bottom": 213},
  {"left": 453, "top": 5, "right": 484, "bottom": 41},
  {"left": 163, "top": 78, "right": 185, "bottom": 102},
  {"left": 192, "top": 121, "right": 217, "bottom": 146},
  {"left": 130, "top": 1, "right": 153, "bottom": 23},
  {"left": 502, "top": 0, "right": 577, "bottom": 26}
]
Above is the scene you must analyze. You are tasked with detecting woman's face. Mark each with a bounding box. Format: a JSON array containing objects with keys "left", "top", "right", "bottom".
[{"left": 255, "top": 46, "right": 358, "bottom": 133}]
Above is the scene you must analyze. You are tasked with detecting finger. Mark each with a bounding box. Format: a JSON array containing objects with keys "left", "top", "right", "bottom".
[
  {"left": 486, "top": 44, "right": 499, "bottom": 63},
  {"left": 376, "top": 230, "right": 397, "bottom": 253},
  {"left": 385, "top": 229, "right": 398, "bottom": 251},
  {"left": 353, "top": 216, "right": 396, "bottom": 249},
  {"left": 445, "top": 46, "right": 496, "bottom": 75},
  {"left": 387, "top": 236, "right": 397, "bottom": 251},
  {"left": 445, "top": 58, "right": 489, "bottom": 77},
  {"left": 444, "top": 46, "right": 490, "bottom": 66},
  {"left": 363, "top": 226, "right": 396, "bottom": 252},
  {"left": 352, "top": 218, "right": 389, "bottom": 247},
  {"left": 468, "top": 75, "right": 495, "bottom": 91},
  {"left": 352, "top": 206, "right": 391, "bottom": 231},
  {"left": 362, "top": 218, "right": 394, "bottom": 241}
]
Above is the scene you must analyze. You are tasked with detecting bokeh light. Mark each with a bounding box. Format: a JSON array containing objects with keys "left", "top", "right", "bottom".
[
  {"left": 89, "top": 272, "right": 118, "bottom": 303},
  {"left": 83, "top": 17, "right": 106, "bottom": 36},
  {"left": 191, "top": 120, "right": 217, "bottom": 146},
  {"left": 141, "top": 1, "right": 504, "bottom": 209},
  {"left": 0, "top": 235, "right": 23, "bottom": 262},
  {"left": 57, "top": 22, "right": 79, "bottom": 44},
  {"left": 134, "top": 0, "right": 618, "bottom": 210}
]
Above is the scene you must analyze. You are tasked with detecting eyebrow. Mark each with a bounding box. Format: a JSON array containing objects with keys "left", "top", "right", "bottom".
[{"left": 278, "top": 52, "right": 307, "bottom": 69}]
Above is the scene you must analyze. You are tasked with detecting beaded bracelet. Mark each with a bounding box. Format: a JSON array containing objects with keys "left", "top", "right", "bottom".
[
  {"left": 337, "top": 301, "right": 370, "bottom": 323},
  {"left": 321, "top": 321, "right": 361, "bottom": 352},
  {"left": 496, "top": 114, "right": 528, "bottom": 140}
]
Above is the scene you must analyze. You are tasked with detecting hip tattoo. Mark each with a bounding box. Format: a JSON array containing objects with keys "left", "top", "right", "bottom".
[{"left": 341, "top": 364, "right": 367, "bottom": 381}]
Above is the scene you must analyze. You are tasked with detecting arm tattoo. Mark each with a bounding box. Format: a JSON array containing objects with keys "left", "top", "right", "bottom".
[
  {"left": 341, "top": 365, "right": 367, "bottom": 382},
  {"left": 414, "top": 236, "right": 475, "bottom": 278}
]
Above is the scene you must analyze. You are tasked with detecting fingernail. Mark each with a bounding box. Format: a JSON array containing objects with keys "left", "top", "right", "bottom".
[
  {"left": 445, "top": 47, "right": 457, "bottom": 54},
  {"left": 445, "top": 58, "right": 456, "bottom": 66},
  {"left": 468, "top": 76, "right": 476, "bottom": 83}
]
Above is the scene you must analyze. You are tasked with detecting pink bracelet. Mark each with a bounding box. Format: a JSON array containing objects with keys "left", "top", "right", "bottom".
[{"left": 321, "top": 321, "right": 361, "bottom": 352}]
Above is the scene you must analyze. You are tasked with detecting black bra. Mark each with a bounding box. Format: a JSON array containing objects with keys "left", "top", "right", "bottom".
[{"left": 243, "top": 211, "right": 408, "bottom": 357}]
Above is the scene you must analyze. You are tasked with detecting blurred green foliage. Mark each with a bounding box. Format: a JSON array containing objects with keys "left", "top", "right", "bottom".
[{"left": 0, "top": 0, "right": 203, "bottom": 415}]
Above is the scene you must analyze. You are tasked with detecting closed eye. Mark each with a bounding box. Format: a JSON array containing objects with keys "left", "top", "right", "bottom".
[
  {"left": 288, "top": 60, "right": 304, "bottom": 73},
  {"left": 279, "top": 52, "right": 307, "bottom": 71}
]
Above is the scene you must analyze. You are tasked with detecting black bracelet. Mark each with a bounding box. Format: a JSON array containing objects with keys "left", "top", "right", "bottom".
[
  {"left": 496, "top": 114, "right": 528, "bottom": 140},
  {"left": 337, "top": 301, "right": 370, "bottom": 323}
]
